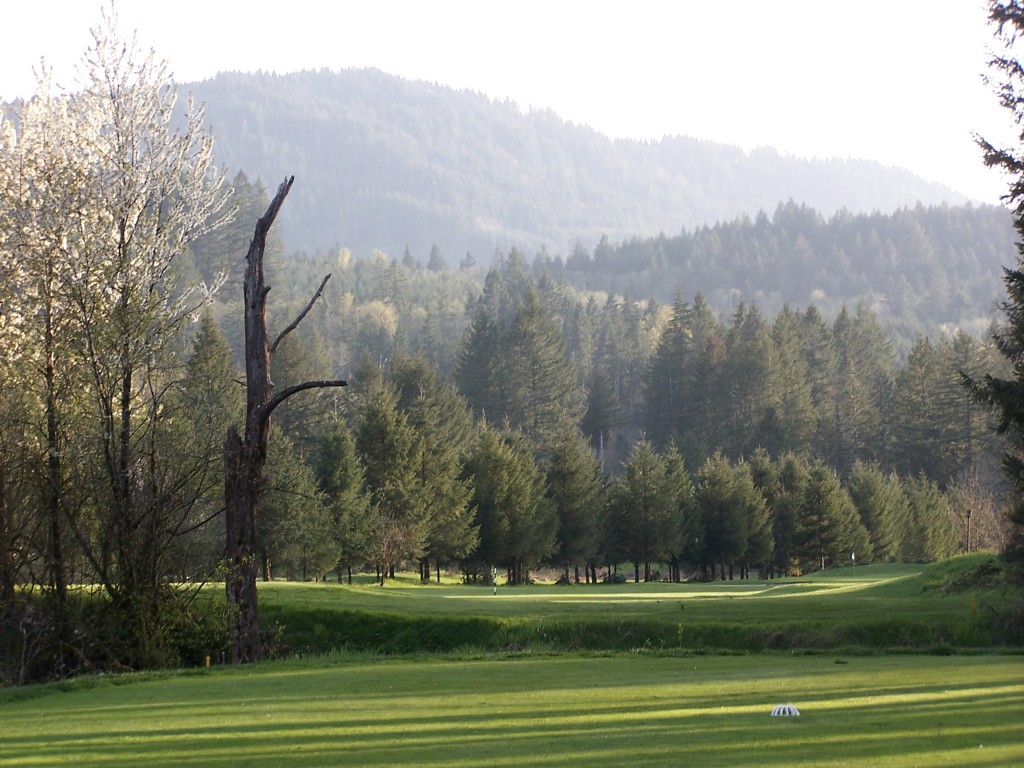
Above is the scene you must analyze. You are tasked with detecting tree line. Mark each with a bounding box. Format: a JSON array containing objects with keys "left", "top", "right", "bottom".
[
  {"left": 552, "top": 201, "right": 1015, "bottom": 350},
  {"left": 175, "top": 338, "right": 970, "bottom": 594},
  {"left": 250, "top": 236, "right": 1010, "bottom": 489},
  {"left": 214, "top": 258, "right": 1000, "bottom": 591}
]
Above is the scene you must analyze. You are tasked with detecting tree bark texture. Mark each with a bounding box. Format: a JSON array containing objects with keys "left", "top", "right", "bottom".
[{"left": 224, "top": 426, "right": 261, "bottom": 662}]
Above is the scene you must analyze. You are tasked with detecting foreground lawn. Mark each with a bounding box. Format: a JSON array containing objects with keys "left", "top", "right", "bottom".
[{"left": 2, "top": 653, "right": 1022, "bottom": 767}]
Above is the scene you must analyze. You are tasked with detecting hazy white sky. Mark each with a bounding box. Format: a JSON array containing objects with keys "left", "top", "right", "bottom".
[{"left": 1, "top": 1, "right": 1013, "bottom": 204}]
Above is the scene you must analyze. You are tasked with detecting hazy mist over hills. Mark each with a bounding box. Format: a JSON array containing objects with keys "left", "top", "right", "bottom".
[{"left": 186, "top": 68, "right": 969, "bottom": 261}]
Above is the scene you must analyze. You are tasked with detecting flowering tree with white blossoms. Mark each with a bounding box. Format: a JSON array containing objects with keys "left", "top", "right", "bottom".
[{"left": 0, "top": 5, "right": 233, "bottom": 670}]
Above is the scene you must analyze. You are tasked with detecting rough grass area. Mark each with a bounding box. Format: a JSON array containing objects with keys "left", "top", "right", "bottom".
[
  {"left": 1, "top": 654, "right": 1022, "bottom": 767},
  {"left": 257, "top": 559, "right": 1023, "bottom": 657}
]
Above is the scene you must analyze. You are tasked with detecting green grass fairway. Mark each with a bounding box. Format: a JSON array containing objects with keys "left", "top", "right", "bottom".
[
  {"left": 259, "top": 562, "right": 1015, "bottom": 654},
  {"left": 1, "top": 654, "right": 1022, "bottom": 767}
]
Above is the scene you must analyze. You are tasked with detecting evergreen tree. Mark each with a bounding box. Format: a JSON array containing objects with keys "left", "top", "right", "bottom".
[
  {"left": 612, "top": 440, "right": 678, "bottom": 581},
  {"left": 427, "top": 244, "right": 448, "bottom": 272},
  {"left": 969, "top": 0, "right": 1024, "bottom": 556},
  {"left": 455, "top": 307, "right": 502, "bottom": 420},
  {"left": 770, "top": 305, "right": 816, "bottom": 455},
  {"left": 900, "top": 474, "right": 959, "bottom": 562},
  {"left": 580, "top": 365, "right": 624, "bottom": 465},
  {"left": 355, "top": 383, "right": 426, "bottom": 583},
  {"left": 313, "top": 418, "right": 374, "bottom": 583},
  {"left": 748, "top": 448, "right": 788, "bottom": 577},
  {"left": 773, "top": 453, "right": 812, "bottom": 577},
  {"left": 593, "top": 294, "right": 648, "bottom": 448},
  {"left": 501, "top": 288, "right": 586, "bottom": 446},
  {"left": 189, "top": 171, "right": 275, "bottom": 295},
  {"left": 846, "top": 461, "right": 907, "bottom": 562},
  {"left": 695, "top": 453, "right": 749, "bottom": 580},
  {"left": 457, "top": 286, "right": 583, "bottom": 447},
  {"left": 890, "top": 337, "right": 947, "bottom": 479},
  {"left": 664, "top": 444, "right": 701, "bottom": 580},
  {"left": 463, "top": 425, "right": 554, "bottom": 585},
  {"left": 399, "top": 361, "right": 479, "bottom": 581},
  {"left": 642, "top": 293, "right": 690, "bottom": 449},
  {"left": 564, "top": 296, "right": 596, "bottom": 380},
  {"left": 797, "top": 304, "right": 838, "bottom": 457},
  {"left": 827, "top": 305, "right": 893, "bottom": 474},
  {"left": 171, "top": 313, "right": 245, "bottom": 577},
  {"left": 942, "top": 331, "right": 993, "bottom": 480},
  {"left": 679, "top": 294, "right": 729, "bottom": 468},
  {"left": 545, "top": 424, "right": 604, "bottom": 583},
  {"left": 270, "top": 329, "right": 335, "bottom": 454},
  {"left": 796, "top": 460, "right": 870, "bottom": 571},
  {"left": 723, "top": 303, "right": 780, "bottom": 457},
  {"left": 259, "top": 435, "right": 333, "bottom": 581},
  {"left": 734, "top": 461, "right": 773, "bottom": 578}
]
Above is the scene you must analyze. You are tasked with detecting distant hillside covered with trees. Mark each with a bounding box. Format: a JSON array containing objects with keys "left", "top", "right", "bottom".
[
  {"left": 185, "top": 68, "right": 970, "bottom": 261},
  {"left": 554, "top": 201, "right": 1015, "bottom": 348}
]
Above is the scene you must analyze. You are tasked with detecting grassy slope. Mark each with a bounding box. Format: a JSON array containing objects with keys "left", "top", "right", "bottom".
[
  {"left": 1, "top": 654, "right": 1022, "bottom": 767},
  {"left": 3, "top": 559, "right": 1022, "bottom": 767},
  {"left": 259, "top": 560, "right": 1020, "bottom": 655}
]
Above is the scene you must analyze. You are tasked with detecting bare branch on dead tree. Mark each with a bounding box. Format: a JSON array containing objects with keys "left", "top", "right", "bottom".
[{"left": 270, "top": 273, "right": 333, "bottom": 356}]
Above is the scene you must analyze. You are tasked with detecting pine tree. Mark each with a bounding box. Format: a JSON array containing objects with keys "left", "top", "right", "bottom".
[
  {"left": 846, "top": 461, "right": 906, "bottom": 562},
  {"left": 942, "top": 331, "right": 992, "bottom": 479},
  {"left": 502, "top": 288, "right": 585, "bottom": 446},
  {"left": 400, "top": 363, "right": 478, "bottom": 582},
  {"left": 900, "top": 474, "right": 958, "bottom": 562},
  {"left": 664, "top": 445, "right": 700, "bottom": 581},
  {"left": 772, "top": 453, "right": 812, "bottom": 577},
  {"left": 355, "top": 383, "right": 425, "bottom": 583},
  {"left": 270, "top": 329, "right": 334, "bottom": 454},
  {"left": 695, "top": 453, "right": 750, "bottom": 580},
  {"left": 580, "top": 365, "right": 624, "bottom": 464},
  {"left": 457, "top": 286, "right": 583, "bottom": 448},
  {"left": 427, "top": 244, "right": 448, "bottom": 272},
  {"left": 171, "top": 313, "right": 245, "bottom": 577},
  {"left": 890, "top": 337, "right": 947, "bottom": 479},
  {"left": 313, "top": 418, "right": 374, "bottom": 583},
  {"left": 968, "top": 0, "right": 1024, "bottom": 556},
  {"left": 680, "top": 294, "right": 729, "bottom": 467},
  {"left": 797, "top": 304, "right": 838, "bottom": 458},
  {"left": 723, "top": 303, "right": 779, "bottom": 457},
  {"left": 796, "top": 460, "right": 870, "bottom": 571},
  {"left": 642, "top": 293, "right": 690, "bottom": 449},
  {"left": 612, "top": 440, "right": 677, "bottom": 582},
  {"left": 463, "top": 425, "right": 554, "bottom": 585},
  {"left": 545, "top": 423, "right": 604, "bottom": 582},
  {"left": 827, "top": 305, "right": 893, "bottom": 474},
  {"left": 260, "top": 435, "right": 333, "bottom": 581},
  {"left": 734, "top": 461, "right": 773, "bottom": 579},
  {"left": 771, "top": 305, "right": 816, "bottom": 455},
  {"left": 455, "top": 307, "right": 501, "bottom": 419}
]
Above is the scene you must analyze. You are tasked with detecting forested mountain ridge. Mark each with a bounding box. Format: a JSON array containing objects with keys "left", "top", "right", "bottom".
[
  {"left": 185, "top": 68, "right": 970, "bottom": 261},
  {"left": 556, "top": 201, "right": 1016, "bottom": 347}
]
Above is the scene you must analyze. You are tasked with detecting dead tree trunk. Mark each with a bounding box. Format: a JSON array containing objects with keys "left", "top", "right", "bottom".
[{"left": 224, "top": 176, "right": 347, "bottom": 664}]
